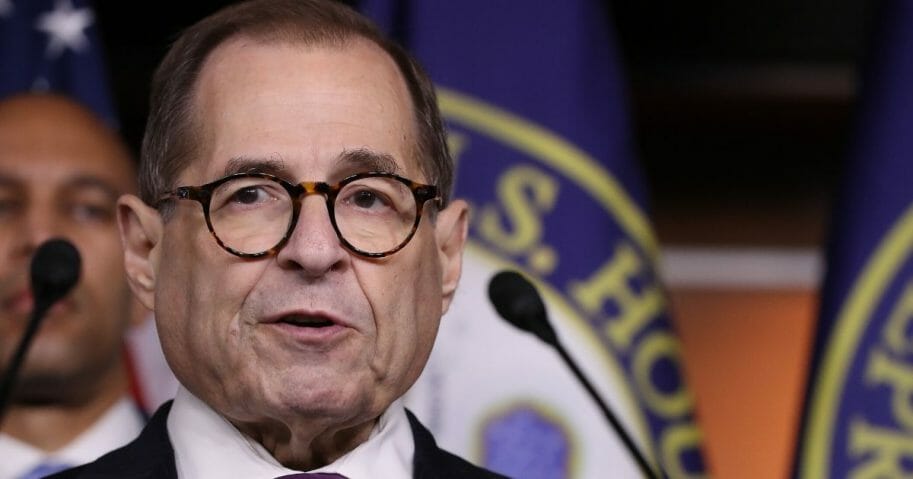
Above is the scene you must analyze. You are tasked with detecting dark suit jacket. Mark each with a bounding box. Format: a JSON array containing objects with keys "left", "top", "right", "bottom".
[{"left": 48, "top": 401, "right": 508, "bottom": 479}]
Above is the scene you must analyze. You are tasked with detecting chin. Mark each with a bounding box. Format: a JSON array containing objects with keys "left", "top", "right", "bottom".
[
  {"left": 12, "top": 369, "right": 91, "bottom": 405},
  {"left": 276, "top": 379, "right": 376, "bottom": 422}
]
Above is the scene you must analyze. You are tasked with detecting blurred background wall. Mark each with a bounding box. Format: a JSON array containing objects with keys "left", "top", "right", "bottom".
[
  {"left": 91, "top": 1, "right": 876, "bottom": 477},
  {"left": 613, "top": 2, "right": 871, "bottom": 477}
]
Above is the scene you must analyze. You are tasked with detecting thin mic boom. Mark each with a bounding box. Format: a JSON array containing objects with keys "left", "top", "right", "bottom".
[
  {"left": 0, "top": 239, "right": 81, "bottom": 426},
  {"left": 488, "top": 270, "right": 662, "bottom": 479}
]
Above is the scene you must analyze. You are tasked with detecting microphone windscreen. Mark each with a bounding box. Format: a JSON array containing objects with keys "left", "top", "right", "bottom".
[
  {"left": 30, "top": 239, "right": 81, "bottom": 309},
  {"left": 488, "top": 270, "right": 557, "bottom": 345}
]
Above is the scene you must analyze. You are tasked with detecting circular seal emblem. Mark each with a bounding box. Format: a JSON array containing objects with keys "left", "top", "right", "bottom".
[
  {"left": 405, "top": 89, "right": 705, "bottom": 478},
  {"left": 800, "top": 203, "right": 913, "bottom": 478}
]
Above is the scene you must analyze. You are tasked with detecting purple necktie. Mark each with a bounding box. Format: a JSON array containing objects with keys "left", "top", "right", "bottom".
[{"left": 274, "top": 474, "right": 348, "bottom": 479}]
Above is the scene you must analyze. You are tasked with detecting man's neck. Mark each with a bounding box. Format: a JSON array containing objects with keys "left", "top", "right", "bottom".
[
  {"left": 0, "top": 363, "right": 130, "bottom": 451},
  {"left": 234, "top": 410, "right": 378, "bottom": 471},
  {"left": 168, "top": 388, "right": 415, "bottom": 478}
]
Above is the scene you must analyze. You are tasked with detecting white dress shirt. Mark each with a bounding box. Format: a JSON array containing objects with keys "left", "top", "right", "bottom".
[
  {"left": 0, "top": 398, "right": 145, "bottom": 479},
  {"left": 167, "top": 386, "right": 414, "bottom": 479}
]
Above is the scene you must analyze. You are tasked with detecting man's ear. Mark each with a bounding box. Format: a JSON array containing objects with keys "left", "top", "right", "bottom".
[
  {"left": 435, "top": 199, "right": 469, "bottom": 315},
  {"left": 117, "top": 194, "right": 163, "bottom": 311}
]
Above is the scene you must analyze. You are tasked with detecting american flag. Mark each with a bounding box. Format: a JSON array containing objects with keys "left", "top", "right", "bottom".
[{"left": 0, "top": 0, "right": 116, "bottom": 127}]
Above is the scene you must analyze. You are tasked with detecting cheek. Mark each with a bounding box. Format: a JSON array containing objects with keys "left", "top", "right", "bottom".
[
  {"left": 362, "top": 236, "right": 443, "bottom": 379},
  {"left": 409, "top": 237, "right": 446, "bottom": 361},
  {"left": 72, "top": 226, "right": 133, "bottom": 320},
  {"left": 154, "top": 227, "right": 219, "bottom": 369},
  {"left": 0, "top": 235, "right": 16, "bottom": 277},
  {"left": 153, "top": 226, "right": 266, "bottom": 379},
  {"left": 78, "top": 227, "right": 129, "bottom": 290},
  {"left": 32, "top": 228, "right": 133, "bottom": 366}
]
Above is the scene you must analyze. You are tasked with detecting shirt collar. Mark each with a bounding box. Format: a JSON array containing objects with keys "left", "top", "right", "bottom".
[
  {"left": 168, "top": 386, "right": 414, "bottom": 479},
  {"left": 0, "top": 397, "right": 144, "bottom": 479}
]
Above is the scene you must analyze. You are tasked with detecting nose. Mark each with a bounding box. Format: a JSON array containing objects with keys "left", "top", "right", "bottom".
[
  {"left": 274, "top": 196, "right": 348, "bottom": 277},
  {"left": 1, "top": 202, "right": 66, "bottom": 283},
  {"left": 13, "top": 203, "right": 64, "bottom": 259}
]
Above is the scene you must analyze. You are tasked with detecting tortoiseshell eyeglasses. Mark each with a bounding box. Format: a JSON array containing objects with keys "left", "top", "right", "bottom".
[{"left": 156, "top": 171, "right": 440, "bottom": 258}]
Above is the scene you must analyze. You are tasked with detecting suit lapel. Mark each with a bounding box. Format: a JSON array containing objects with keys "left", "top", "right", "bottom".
[
  {"left": 406, "top": 409, "right": 437, "bottom": 479},
  {"left": 83, "top": 401, "right": 178, "bottom": 479}
]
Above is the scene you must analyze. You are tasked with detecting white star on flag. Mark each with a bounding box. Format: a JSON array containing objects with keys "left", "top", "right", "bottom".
[
  {"left": 0, "top": 0, "right": 13, "bottom": 18},
  {"left": 35, "top": 0, "right": 94, "bottom": 58}
]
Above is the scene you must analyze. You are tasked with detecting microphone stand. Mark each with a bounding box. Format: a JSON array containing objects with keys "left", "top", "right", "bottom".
[
  {"left": 0, "top": 239, "right": 81, "bottom": 427},
  {"left": 0, "top": 299, "right": 55, "bottom": 426},
  {"left": 550, "top": 334, "right": 660, "bottom": 479},
  {"left": 488, "top": 270, "right": 662, "bottom": 479}
]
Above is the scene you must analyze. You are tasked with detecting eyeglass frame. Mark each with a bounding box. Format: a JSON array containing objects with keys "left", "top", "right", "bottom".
[{"left": 155, "top": 171, "right": 441, "bottom": 259}]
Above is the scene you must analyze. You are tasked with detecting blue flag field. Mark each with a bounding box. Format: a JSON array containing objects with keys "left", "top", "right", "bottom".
[
  {"left": 362, "top": 1, "right": 706, "bottom": 477},
  {"left": 795, "top": 1, "right": 913, "bottom": 477},
  {"left": 0, "top": 0, "right": 114, "bottom": 126}
]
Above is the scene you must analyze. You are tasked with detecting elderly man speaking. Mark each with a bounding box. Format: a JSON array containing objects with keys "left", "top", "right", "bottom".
[{"left": 52, "top": 0, "right": 505, "bottom": 478}]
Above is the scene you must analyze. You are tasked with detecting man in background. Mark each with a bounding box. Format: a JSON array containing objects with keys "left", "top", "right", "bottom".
[{"left": 0, "top": 94, "right": 145, "bottom": 479}]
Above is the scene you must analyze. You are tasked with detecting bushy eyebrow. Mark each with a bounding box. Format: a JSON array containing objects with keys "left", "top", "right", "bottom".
[
  {"left": 0, "top": 174, "right": 121, "bottom": 200},
  {"left": 223, "top": 157, "right": 288, "bottom": 177},
  {"left": 222, "top": 149, "right": 403, "bottom": 182},
  {"left": 337, "top": 148, "right": 402, "bottom": 175},
  {"left": 65, "top": 176, "right": 122, "bottom": 200}
]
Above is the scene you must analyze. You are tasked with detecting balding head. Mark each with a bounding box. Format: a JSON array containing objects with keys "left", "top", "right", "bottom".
[
  {"left": 0, "top": 94, "right": 132, "bottom": 173},
  {"left": 142, "top": 0, "right": 451, "bottom": 208}
]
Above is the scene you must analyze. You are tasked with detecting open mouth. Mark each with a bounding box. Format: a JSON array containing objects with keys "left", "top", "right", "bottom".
[{"left": 278, "top": 315, "right": 336, "bottom": 328}]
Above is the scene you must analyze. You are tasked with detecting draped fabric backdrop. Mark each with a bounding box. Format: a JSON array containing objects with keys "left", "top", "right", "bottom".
[{"left": 795, "top": 1, "right": 913, "bottom": 477}]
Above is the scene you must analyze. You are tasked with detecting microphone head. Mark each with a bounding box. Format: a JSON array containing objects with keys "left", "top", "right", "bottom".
[
  {"left": 488, "top": 270, "right": 557, "bottom": 345},
  {"left": 30, "top": 239, "right": 81, "bottom": 311}
]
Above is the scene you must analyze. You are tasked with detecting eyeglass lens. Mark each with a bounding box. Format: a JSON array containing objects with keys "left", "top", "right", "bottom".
[{"left": 207, "top": 175, "right": 418, "bottom": 255}]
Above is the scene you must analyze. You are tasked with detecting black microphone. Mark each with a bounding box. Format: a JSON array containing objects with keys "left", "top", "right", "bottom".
[
  {"left": 488, "top": 270, "right": 661, "bottom": 479},
  {"left": 0, "top": 239, "right": 82, "bottom": 425}
]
